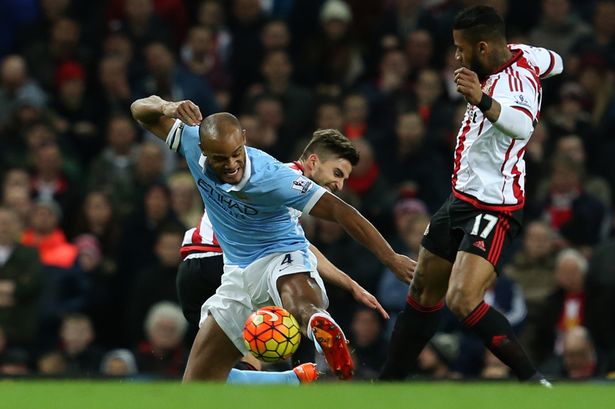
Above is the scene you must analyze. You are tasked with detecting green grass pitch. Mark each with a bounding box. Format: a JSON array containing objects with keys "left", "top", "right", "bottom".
[{"left": 3, "top": 381, "right": 614, "bottom": 409}]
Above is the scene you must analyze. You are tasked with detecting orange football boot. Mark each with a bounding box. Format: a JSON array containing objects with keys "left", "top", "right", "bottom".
[
  {"left": 293, "top": 362, "right": 319, "bottom": 384},
  {"left": 310, "top": 314, "right": 354, "bottom": 380}
]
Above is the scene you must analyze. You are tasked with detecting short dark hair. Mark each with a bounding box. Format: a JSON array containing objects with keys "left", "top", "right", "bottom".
[
  {"left": 300, "top": 129, "right": 359, "bottom": 166},
  {"left": 453, "top": 5, "right": 505, "bottom": 44}
]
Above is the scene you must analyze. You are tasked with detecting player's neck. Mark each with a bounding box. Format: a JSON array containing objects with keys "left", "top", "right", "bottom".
[
  {"left": 490, "top": 47, "right": 514, "bottom": 73},
  {"left": 296, "top": 159, "right": 309, "bottom": 176}
]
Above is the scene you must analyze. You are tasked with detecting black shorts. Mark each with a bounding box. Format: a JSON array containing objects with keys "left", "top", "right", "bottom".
[
  {"left": 176, "top": 255, "right": 224, "bottom": 328},
  {"left": 421, "top": 194, "right": 523, "bottom": 273}
]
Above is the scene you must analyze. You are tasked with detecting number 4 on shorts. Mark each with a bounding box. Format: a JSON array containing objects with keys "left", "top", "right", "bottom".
[
  {"left": 470, "top": 214, "right": 498, "bottom": 238},
  {"left": 281, "top": 254, "right": 293, "bottom": 265}
]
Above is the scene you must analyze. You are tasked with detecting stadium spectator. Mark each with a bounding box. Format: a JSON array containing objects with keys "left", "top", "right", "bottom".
[
  {"left": 134, "top": 301, "right": 187, "bottom": 376},
  {"left": 94, "top": 55, "right": 135, "bottom": 127},
  {"left": 29, "top": 142, "right": 80, "bottom": 227},
  {"left": 349, "top": 307, "right": 387, "bottom": 378},
  {"left": 531, "top": 154, "right": 607, "bottom": 250},
  {"left": 37, "top": 351, "right": 67, "bottom": 375},
  {"left": 0, "top": 55, "right": 47, "bottom": 125},
  {"left": 22, "top": 200, "right": 87, "bottom": 348},
  {"left": 126, "top": 227, "right": 183, "bottom": 344},
  {"left": 249, "top": 93, "right": 291, "bottom": 161},
  {"left": 87, "top": 115, "right": 140, "bottom": 217},
  {"left": 100, "top": 348, "right": 138, "bottom": 377},
  {"left": 167, "top": 172, "right": 203, "bottom": 230},
  {"left": 376, "top": 111, "right": 450, "bottom": 212},
  {"left": 533, "top": 248, "right": 589, "bottom": 366},
  {"left": 0, "top": 206, "right": 41, "bottom": 348},
  {"left": 378, "top": 203, "right": 429, "bottom": 333},
  {"left": 542, "top": 326, "right": 608, "bottom": 379},
  {"left": 553, "top": 134, "right": 612, "bottom": 209},
  {"left": 346, "top": 138, "right": 396, "bottom": 229},
  {"left": 227, "top": 0, "right": 268, "bottom": 108},
  {"left": 23, "top": 17, "right": 92, "bottom": 92},
  {"left": 360, "top": 48, "right": 412, "bottom": 129},
  {"left": 54, "top": 313, "right": 104, "bottom": 375},
  {"left": 196, "top": 0, "right": 232, "bottom": 66},
  {"left": 342, "top": 92, "right": 380, "bottom": 142},
  {"left": 529, "top": 0, "right": 591, "bottom": 60},
  {"left": 52, "top": 60, "right": 100, "bottom": 165},
  {"left": 1, "top": 167, "right": 33, "bottom": 225},
  {"left": 504, "top": 221, "right": 558, "bottom": 363},
  {"left": 180, "top": 25, "right": 231, "bottom": 107},
  {"left": 585, "top": 238, "right": 615, "bottom": 371},
  {"left": 110, "top": 0, "right": 172, "bottom": 56},
  {"left": 260, "top": 19, "right": 292, "bottom": 54},
  {"left": 302, "top": 0, "right": 364, "bottom": 87},
  {"left": 247, "top": 50, "right": 313, "bottom": 139},
  {"left": 315, "top": 100, "right": 344, "bottom": 131},
  {"left": 136, "top": 41, "right": 219, "bottom": 117}
]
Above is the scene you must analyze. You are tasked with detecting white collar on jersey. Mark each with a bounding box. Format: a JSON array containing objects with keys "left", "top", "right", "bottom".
[{"left": 198, "top": 146, "right": 252, "bottom": 192}]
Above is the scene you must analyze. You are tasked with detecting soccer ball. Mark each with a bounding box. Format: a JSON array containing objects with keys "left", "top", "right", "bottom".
[{"left": 243, "top": 306, "right": 301, "bottom": 362}]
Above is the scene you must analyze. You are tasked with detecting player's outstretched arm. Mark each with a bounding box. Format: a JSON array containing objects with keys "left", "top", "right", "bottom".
[
  {"left": 309, "top": 192, "right": 416, "bottom": 284},
  {"left": 309, "top": 244, "right": 389, "bottom": 319},
  {"left": 130, "top": 95, "right": 203, "bottom": 140}
]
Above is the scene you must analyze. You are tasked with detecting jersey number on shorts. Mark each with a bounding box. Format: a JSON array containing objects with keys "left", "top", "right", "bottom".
[
  {"left": 281, "top": 254, "right": 293, "bottom": 267},
  {"left": 470, "top": 214, "right": 498, "bottom": 238}
]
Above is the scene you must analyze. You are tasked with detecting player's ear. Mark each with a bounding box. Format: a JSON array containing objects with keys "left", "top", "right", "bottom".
[
  {"left": 477, "top": 40, "right": 488, "bottom": 55},
  {"left": 241, "top": 129, "right": 247, "bottom": 143},
  {"left": 306, "top": 153, "right": 318, "bottom": 170}
]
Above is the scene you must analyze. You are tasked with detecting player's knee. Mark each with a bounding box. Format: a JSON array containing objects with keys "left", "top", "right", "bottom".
[
  {"left": 410, "top": 267, "right": 446, "bottom": 305},
  {"left": 445, "top": 285, "right": 475, "bottom": 318}
]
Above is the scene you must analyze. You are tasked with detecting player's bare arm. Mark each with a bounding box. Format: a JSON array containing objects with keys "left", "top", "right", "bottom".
[
  {"left": 309, "top": 192, "right": 416, "bottom": 284},
  {"left": 130, "top": 95, "right": 202, "bottom": 140},
  {"left": 309, "top": 244, "right": 389, "bottom": 319}
]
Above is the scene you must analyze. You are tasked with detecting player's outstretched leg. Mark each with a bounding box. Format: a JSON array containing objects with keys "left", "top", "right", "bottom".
[
  {"left": 183, "top": 315, "right": 242, "bottom": 382},
  {"left": 380, "top": 248, "right": 451, "bottom": 380},
  {"left": 447, "top": 252, "right": 542, "bottom": 382},
  {"left": 226, "top": 363, "right": 318, "bottom": 385},
  {"left": 277, "top": 273, "right": 354, "bottom": 380}
]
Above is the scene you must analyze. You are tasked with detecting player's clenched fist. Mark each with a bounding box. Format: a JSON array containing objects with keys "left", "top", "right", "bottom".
[
  {"left": 387, "top": 253, "right": 417, "bottom": 284},
  {"left": 163, "top": 100, "right": 203, "bottom": 126},
  {"left": 454, "top": 67, "right": 483, "bottom": 105}
]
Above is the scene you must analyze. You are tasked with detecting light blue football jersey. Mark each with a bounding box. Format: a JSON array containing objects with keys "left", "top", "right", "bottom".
[{"left": 166, "top": 120, "right": 326, "bottom": 267}]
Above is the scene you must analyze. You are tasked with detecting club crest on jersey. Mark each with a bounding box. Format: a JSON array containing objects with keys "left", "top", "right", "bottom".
[
  {"left": 482, "top": 78, "right": 494, "bottom": 91},
  {"left": 291, "top": 176, "right": 313, "bottom": 194}
]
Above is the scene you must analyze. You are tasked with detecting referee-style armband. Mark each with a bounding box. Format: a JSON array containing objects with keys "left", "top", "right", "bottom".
[{"left": 493, "top": 104, "right": 534, "bottom": 140}]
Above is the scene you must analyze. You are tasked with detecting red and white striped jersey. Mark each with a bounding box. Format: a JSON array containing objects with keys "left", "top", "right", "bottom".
[
  {"left": 180, "top": 161, "right": 306, "bottom": 260},
  {"left": 451, "top": 44, "right": 563, "bottom": 211}
]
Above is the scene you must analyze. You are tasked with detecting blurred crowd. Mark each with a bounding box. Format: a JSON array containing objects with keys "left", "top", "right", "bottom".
[{"left": 1, "top": 0, "right": 615, "bottom": 381}]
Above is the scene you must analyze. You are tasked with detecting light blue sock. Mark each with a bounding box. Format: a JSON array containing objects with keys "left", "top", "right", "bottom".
[{"left": 226, "top": 368, "right": 299, "bottom": 385}]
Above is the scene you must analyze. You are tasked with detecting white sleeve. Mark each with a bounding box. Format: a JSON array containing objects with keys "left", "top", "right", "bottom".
[
  {"left": 512, "top": 43, "right": 563, "bottom": 78},
  {"left": 490, "top": 73, "right": 539, "bottom": 140}
]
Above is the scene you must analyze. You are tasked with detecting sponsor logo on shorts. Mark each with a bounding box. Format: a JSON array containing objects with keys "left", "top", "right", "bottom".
[{"left": 473, "top": 240, "right": 486, "bottom": 251}]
